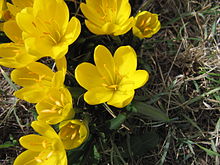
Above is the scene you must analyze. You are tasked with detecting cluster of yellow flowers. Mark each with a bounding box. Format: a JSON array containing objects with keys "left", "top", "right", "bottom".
[{"left": 0, "top": 0, "right": 161, "bottom": 164}]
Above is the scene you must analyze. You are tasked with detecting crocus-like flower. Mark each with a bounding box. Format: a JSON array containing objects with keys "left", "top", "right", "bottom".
[
  {"left": 0, "top": 0, "right": 34, "bottom": 31},
  {"left": 36, "top": 87, "right": 75, "bottom": 125},
  {"left": 13, "top": 121, "right": 67, "bottom": 165},
  {"left": 59, "top": 120, "right": 89, "bottom": 150},
  {"left": 7, "top": 0, "right": 34, "bottom": 17},
  {"left": 0, "top": 20, "right": 37, "bottom": 68},
  {"left": 75, "top": 45, "right": 149, "bottom": 108},
  {"left": 80, "top": 0, "right": 134, "bottom": 36},
  {"left": 16, "top": 0, "right": 81, "bottom": 59},
  {"left": 11, "top": 57, "right": 66, "bottom": 103},
  {"left": 132, "top": 11, "right": 161, "bottom": 39},
  {"left": 0, "top": 0, "right": 11, "bottom": 30}
]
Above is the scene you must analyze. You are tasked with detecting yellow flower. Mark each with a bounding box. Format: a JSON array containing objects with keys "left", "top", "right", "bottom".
[
  {"left": 7, "top": 0, "right": 34, "bottom": 17},
  {"left": 132, "top": 11, "right": 161, "bottom": 39},
  {"left": 0, "top": 20, "right": 37, "bottom": 68},
  {"left": 36, "top": 87, "right": 75, "bottom": 125},
  {"left": 16, "top": 0, "right": 81, "bottom": 59},
  {"left": 0, "top": 0, "right": 11, "bottom": 21},
  {"left": 11, "top": 57, "right": 67, "bottom": 103},
  {"left": 75, "top": 45, "right": 149, "bottom": 108},
  {"left": 59, "top": 120, "right": 89, "bottom": 150},
  {"left": 13, "top": 121, "right": 67, "bottom": 165},
  {"left": 80, "top": 0, "right": 134, "bottom": 36},
  {"left": 0, "top": 0, "right": 34, "bottom": 31}
]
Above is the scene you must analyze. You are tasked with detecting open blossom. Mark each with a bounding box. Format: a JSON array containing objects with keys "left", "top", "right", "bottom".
[
  {"left": 11, "top": 57, "right": 67, "bottom": 103},
  {"left": 0, "top": 0, "right": 10, "bottom": 30},
  {"left": 132, "top": 11, "right": 161, "bottom": 39},
  {"left": 13, "top": 121, "right": 67, "bottom": 165},
  {"left": 36, "top": 87, "right": 75, "bottom": 125},
  {"left": 0, "top": 20, "right": 37, "bottom": 68},
  {"left": 0, "top": 0, "right": 34, "bottom": 31},
  {"left": 80, "top": 0, "right": 134, "bottom": 36},
  {"left": 75, "top": 45, "right": 149, "bottom": 108},
  {"left": 59, "top": 120, "right": 89, "bottom": 150},
  {"left": 16, "top": 0, "right": 81, "bottom": 59}
]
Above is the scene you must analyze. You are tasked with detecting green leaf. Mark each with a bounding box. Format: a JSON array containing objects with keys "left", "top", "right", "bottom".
[
  {"left": 128, "top": 101, "right": 170, "bottom": 122},
  {"left": 196, "top": 144, "right": 220, "bottom": 157},
  {"left": 108, "top": 113, "right": 127, "bottom": 130},
  {"left": 0, "top": 141, "right": 17, "bottom": 149}
]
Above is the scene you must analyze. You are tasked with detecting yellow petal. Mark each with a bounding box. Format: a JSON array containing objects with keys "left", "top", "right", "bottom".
[
  {"left": 84, "top": 87, "right": 113, "bottom": 105},
  {"left": 85, "top": 20, "right": 104, "bottom": 35},
  {"left": 13, "top": 150, "right": 39, "bottom": 165},
  {"left": 115, "top": 0, "right": 131, "bottom": 24},
  {"left": 11, "top": 62, "right": 54, "bottom": 87},
  {"left": 24, "top": 37, "right": 53, "bottom": 58},
  {"left": 31, "top": 121, "right": 60, "bottom": 139},
  {"left": 3, "top": 20, "right": 22, "bottom": 43},
  {"left": 33, "top": 0, "right": 68, "bottom": 29},
  {"left": 14, "top": 87, "right": 48, "bottom": 103},
  {"left": 16, "top": 7, "right": 37, "bottom": 36},
  {"left": 80, "top": 3, "right": 104, "bottom": 26},
  {"left": 94, "top": 45, "right": 115, "bottom": 78},
  {"left": 107, "top": 90, "right": 134, "bottom": 108},
  {"left": 52, "top": 71, "right": 65, "bottom": 88},
  {"left": 114, "top": 46, "right": 137, "bottom": 76},
  {"left": 132, "top": 70, "right": 149, "bottom": 89},
  {"left": 12, "top": 0, "right": 33, "bottom": 8},
  {"left": 0, "top": 43, "right": 37, "bottom": 68},
  {"left": 61, "top": 16, "right": 81, "bottom": 45},
  {"left": 101, "top": 22, "right": 119, "bottom": 35},
  {"left": 113, "top": 17, "right": 134, "bottom": 36},
  {"left": 75, "top": 62, "right": 104, "bottom": 90},
  {"left": 7, "top": 2, "right": 20, "bottom": 17},
  {"left": 19, "top": 135, "right": 49, "bottom": 151},
  {"left": 55, "top": 56, "right": 67, "bottom": 73}
]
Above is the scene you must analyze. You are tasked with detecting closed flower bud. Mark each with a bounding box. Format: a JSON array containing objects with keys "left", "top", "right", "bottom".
[
  {"left": 59, "top": 120, "right": 89, "bottom": 150},
  {"left": 133, "top": 11, "right": 160, "bottom": 39}
]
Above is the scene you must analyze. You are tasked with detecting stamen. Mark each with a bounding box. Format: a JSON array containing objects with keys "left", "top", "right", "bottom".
[
  {"left": 32, "top": 22, "right": 37, "bottom": 28},
  {"left": 40, "top": 109, "right": 58, "bottom": 114},
  {"left": 42, "top": 140, "right": 47, "bottom": 149},
  {"left": 103, "top": 64, "right": 115, "bottom": 85},
  {"left": 71, "top": 131, "right": 77, "bottom": 140},
  {"left": 18, "top": 77, "right": 40, "bottom": 82},
  {"left": 35, "top": 157, "right": 43, "bottom": 163},
  {"left": 55, "top": 101, "right": 62, "bottom": 106},
  {"left": 46, "top": 151, "right": 53, "bottom": 159},
  {"left": 107, "top": 84, "right": 118, "bottom": 90},
  {"left": 58, "top": 110, "right": 62, "bottom": 115},
  {"left": 60, "top": 93, "right": 64, "bottom": 105}
]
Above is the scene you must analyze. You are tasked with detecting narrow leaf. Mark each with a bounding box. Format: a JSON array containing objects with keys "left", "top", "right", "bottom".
[{"left": 129, "top": 101, "right": 170, "bottom": 122}]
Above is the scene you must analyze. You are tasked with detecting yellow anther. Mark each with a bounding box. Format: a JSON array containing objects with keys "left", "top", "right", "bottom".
[
  {"left": 71, "top": 131, "right": 77, "bottom": 140},
  {"left": 107, "top": 84, "right": 118, "bottom": 90},
  {"left": 32, "top": 22, "right": 37, "bottom": 28},
  {"left": 42, "top": 140, "right": 47, "bottom": 149},
  {"left": 41, "top": 109, "right": 57, "bottom": 114},
  {"left": 35, "top": 157, "right": 43, "bottom": 163},
  {"left": 58, "top": 110, "right": 62, "bottom": 115},
  {"left": 55, "top": 101, "right": 62, "bottom": 106},
  {"left": 46, "top": 151, "right": 53, "bottom": 159}
]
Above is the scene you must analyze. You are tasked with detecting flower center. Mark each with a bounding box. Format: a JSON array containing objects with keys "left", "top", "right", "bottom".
[
  {"left": 32, "top": 18, "right": 62, "bottom": 45},
  {"left": 40, "top": 93, "right": 65, "bottom": 115},
  {"left": 137, "top": 17, "right": 153, "bottom": 33},
  {"left": 60, "top": 123, "right": 80, "bottom": 141},
  {"left": 101, "top": 64, "right": 123, "bottom": 91},
  {"left": 98, "top": 0, "right": 117, "bottom": 23}
]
